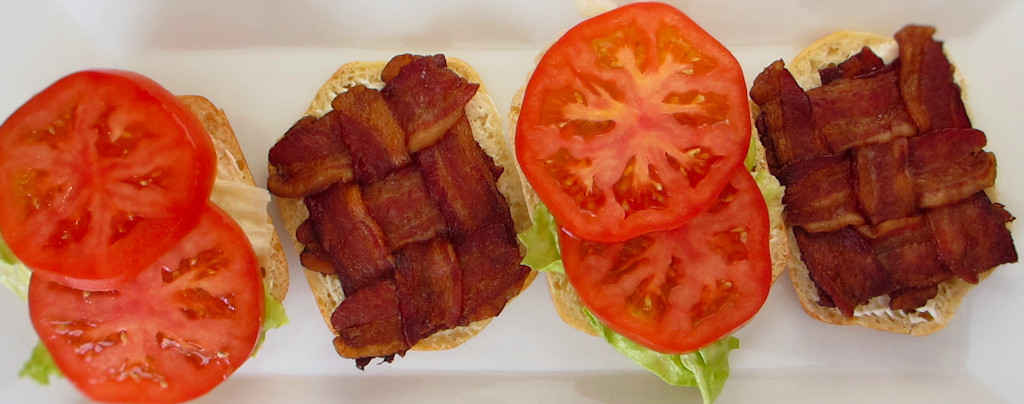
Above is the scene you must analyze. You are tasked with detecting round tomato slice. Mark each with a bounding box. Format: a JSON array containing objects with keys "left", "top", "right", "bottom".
[
  {"left": 560, "top": 168, "right": 770, "bottom": 353},
  {"left": 29, "top": 204, "right": 263, "bottom": 404},
  {"left": 0, "top": 70, "right": 216, "bottom": 290},
  {"left": 516, "top": 2, "right": 751, "bottom": 242}
]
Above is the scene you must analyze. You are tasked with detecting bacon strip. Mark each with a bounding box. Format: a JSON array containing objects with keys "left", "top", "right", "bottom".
[
  {"left": 305, "top": 183, "right": 393, "bottom": 295},
  {"left": 889, "top": 285, "right": 939, "bottom": 311},
  {"left": 394, "top": 238, "right": 462, "bottom": 345},
  {"left": 794, "top": 227, "right": 894, "bottom": 317},
  {"left": 268, "top": 112, "right": 354, "bottom": 197},
  {"left": 860, "top": 216, "right": 952, "bottom": 288},
  {"left": 819, "top": 47, "right": 885, "bottom": 85},
  {"left": 456, "top": 223, "right": 529, "bottom": 324},
  {"left": 779, "top": 155, "right": 865, "bottom": 232},
  {"left": 895, "top": 25, "right": 971, "bottom": 132},
  {"left": 908, "top": 128, "right": 996, "bottom": 208},
  {"left": 362, "top": 168, "right": 447, "bottom": 251},
  {"left": 925, "top": 192, "right": 1017, "bottom": 283},
  {"left": 383, "top": 54, "right": 479, "bottom": 152},
  {"left": 333, "top": 85, "right": 411, "bottom": 183},
  {"left": 381, "top": 53, "right": 429, "bottom": 83},
  {"left": 750, "top": 60, "right": 828, "bottom": 172},
  {"left": 852, "top": 138, "right": 917, "bottom": 224},
  {"left": 808, "top": 68, "right": 917, "bottom": 153},
  {"left": 418, "top": 116, "right": 514, "bottom": 239},
  {"left": 331, "top": 280, "right": 409, "bottom": 360}
]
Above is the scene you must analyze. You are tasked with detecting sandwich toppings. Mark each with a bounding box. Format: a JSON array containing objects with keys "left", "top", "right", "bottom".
[
  {"left": 515, "top": 1, "right": 752, "bottom": 243},
  {"left": 751, "top": 25, "right": 1016, "bottom": 317},
  {"left": 0, "top": 71, "right": 277, "bottom": 403},
  {"left": 29, "top": 204, "right": 264, "bottom": 404},
  {"left": 0, "top": 70, "right": 217, "bottom": 290},
  {"left": 268, "top": 54, "right": 529, "bottom": 366},
  {"left": 560, "top": 168, "right": 771, "bottom": 353}
]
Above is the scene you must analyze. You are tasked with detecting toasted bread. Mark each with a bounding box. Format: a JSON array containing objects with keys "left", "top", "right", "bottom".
[
  {"left": 507, "top": 86, "right": 791, "bottom": 336},
  {"left": 776, "top": 31, "right": 984, "bottom": 336},
  {"left": 272, "top": 58, "right": 535, "bottom": 352},
  {"left": 178, "top": 95, "right": 289, "bottom": 302}
]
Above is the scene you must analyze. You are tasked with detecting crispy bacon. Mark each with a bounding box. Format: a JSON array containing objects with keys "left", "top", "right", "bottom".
[
  {"left": 305, "top": 183, "right": 393, "bottom": 295},
  {"left": 381, "top": 54, "right": 431, "bottom": 83},
  {"left": 908, "top": 128, "right": 996, "bottom": 208},
  {"left": 268, "top": 112, "right": 354, "bottom": 197},
  {"left": 383, "top": 54, "right": 479, "bottom": 152},
  {"left": 852, "top": 138, "right": 917, "bottom": 224},
  {"left": 455, "top": 223, "right": 529, "bottom": 324},
  {"left": 808, "top": 68, "right": 917, "bottom": 153},
  {"left": 860, "top": 216, "right": 952, "bottom": 288},
  {"left": 394, "top": 238, "right": 462, "bottom": 345},
  {"left": 895, "top": 25, "right": 971, "bottom": 132},
  {"left": 331, "top": 279, "right": 409, "bottom": 360},
  {"left": 925, "top": 192, "right": 1017, "bottom": 283},
  {"left": 889, "top": 285, "right": 939, "bottom": 311},
  {"left": 333, "top": 85, "right": 411, "bottom": 183},
  {"left": 819, "top": 47, "right": 885, "bottom": 85},
  {"left": 794, "top": 227, "right": 894, "bottom": 317},
  {"left": 362, "top": 168, "right": 447, "bottom": 251},
  {"left": 418, "top": 115, "right": 514, "bottom": 239},
  {"left": 779, "top": 155, "right": 865, "bottom": 232},
  {"left": 299, "top": 245, "right": 336, "bottom": 274},
  {"left": 750, "top": 60, "right": 828, "bottom": 172}
]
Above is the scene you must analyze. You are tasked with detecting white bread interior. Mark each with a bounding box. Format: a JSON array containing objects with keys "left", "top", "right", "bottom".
[{"left": 272, "top": 58, "right": 535, "bottom": 352}]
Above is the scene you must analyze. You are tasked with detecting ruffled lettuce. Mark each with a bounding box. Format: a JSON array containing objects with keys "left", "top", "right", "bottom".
[
  {"left": 516, "top": 136, "right": 778, "bottom": 403},
  {"left": 256, "top": 285, "right": 289, "bottom": 352}
]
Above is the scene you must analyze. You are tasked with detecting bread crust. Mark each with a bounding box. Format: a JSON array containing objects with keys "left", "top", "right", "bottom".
[
  {"left": 781, "top": 31, "right": 987, "bottom": 335},
  {"left": 273, "top": 57, "right": 535, "bottom": 353},
  {"left": 507, "top": 86, "right": 791, "bottom": 336},
  {"left": 177, "top": 95, "right": 289, "bottom": 303}
]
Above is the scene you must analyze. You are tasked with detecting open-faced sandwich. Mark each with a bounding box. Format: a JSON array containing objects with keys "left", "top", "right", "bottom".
[
  {"left": 510, "top": 3, "right": 788, "bottom": 403},
  {"left": 0, "top": 70, "right": 289, "bottom": 403},
  {"left": 267, "top": 54, "right": 534, "bottom": 368},
  {"left": 749, "top": 25, "right": 1016, "bottom": 334}
]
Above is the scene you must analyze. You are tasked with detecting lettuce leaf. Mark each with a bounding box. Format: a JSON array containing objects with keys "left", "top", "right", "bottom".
[
  {"left": 0, "top": 234, "right": 31, "bottom": 300},
  {"left": 19, "top": 343, "right": 61, "bottom": 385},
  {"left": 255, "top": 286, "right": 288, "bottom": 353},
  {"left": 517, "top": 204, "right": 564, "bottom": 274},
  {"left": 586, "top": 309, "right": 738, "bottom": 404}
]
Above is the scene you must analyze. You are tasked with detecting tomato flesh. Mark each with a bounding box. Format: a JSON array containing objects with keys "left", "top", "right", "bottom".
[
  {"left": 0, "top": 70, "right": 216, "bottom": 290},
  {"left": 29, "top": 204, "right": 263, "bottom": 404},
  {"left": 516, "top": 2, "right": 751, "bottom": 242},
  {"left": 560, "top": 168, "right": 771, "bottom": 353}
]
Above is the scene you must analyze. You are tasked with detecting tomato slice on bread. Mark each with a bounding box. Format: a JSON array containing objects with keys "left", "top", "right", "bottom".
[
  {"left": 560, "top": 168, "right": 771, "bottom": 353},
  {"left": 516, "top": 2, "right": 751, "bottom": 242},
  {"left": 0, "top": 70, "right": 216, "bottom": 290},
  {"left": 29, "top": 204, "right": 263, "bottom": 404}
]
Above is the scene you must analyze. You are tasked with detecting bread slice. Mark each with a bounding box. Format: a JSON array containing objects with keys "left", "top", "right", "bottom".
[
  {"left": 779, "top": 31, "right": 985, "bottom": 335},
  {"left": 272, "top": 58, "right": 535, "bottom": 352},
  {"left": 178, "top": 95, "right": 289, "bottom": 302},
  {"left": 507, "top": 88, "right": 791, "bottom": 336}
]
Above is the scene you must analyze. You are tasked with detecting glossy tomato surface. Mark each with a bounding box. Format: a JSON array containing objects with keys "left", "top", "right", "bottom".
[
  {"left": 29, "top": 204, "right": 263, "bottom": 404},
  {"left": 517, "top": 2, "right": 751, "bottom": 242},
  {"left": 0, "top": 70, "right": 216, "bottom": 290},
  {"left": 560, "top": 168, "right": 771, "bottom": 353}
]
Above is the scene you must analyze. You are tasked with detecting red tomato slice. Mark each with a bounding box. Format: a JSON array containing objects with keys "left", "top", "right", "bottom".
[
  {"left": 560, "top": 168, "right": 771, "bottom": 353},
  {"left": 29, "top": 204, "right": 263, "bottom": 404},
  {"left": 516, "top": 2, "right": 751, "bottom": 242},
  {"left": 0, "top": 70, "right": 216, "bottom": 290}
]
